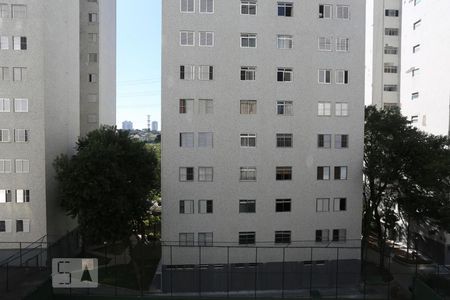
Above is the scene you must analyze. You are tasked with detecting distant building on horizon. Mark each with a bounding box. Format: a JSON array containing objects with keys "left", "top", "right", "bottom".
[
  {"left": 122, "top": 120, "right": 133, "bottom": 130},
  {"left": 151, "top": 121, "right": 158, "bottom": 131}
]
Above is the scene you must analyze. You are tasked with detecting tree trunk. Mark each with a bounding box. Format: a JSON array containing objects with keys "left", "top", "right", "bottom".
[{"left": 374, "top": 210, "right": 385, "bottom": 269}]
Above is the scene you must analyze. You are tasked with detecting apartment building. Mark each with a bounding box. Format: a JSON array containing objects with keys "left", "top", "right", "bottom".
[
  {"left": 0, "top": 0, "right": 116, "bottom": 256},
  {"left": 371, "top": 0, "right": 402, "bottom": 108},
  {"left": 162, "top": 0, "right": 366, "bottom": 292}
]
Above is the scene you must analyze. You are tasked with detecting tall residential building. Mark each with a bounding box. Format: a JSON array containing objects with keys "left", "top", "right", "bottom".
[
  {"left": 371, "top": 0, "right": 402, "bottom": 108},
  {"left": 0, "top": 0, "right": 116, "bottom": 254},
  {"left": 122, "top": 120, "right": 134, "bottom": 130},
  {"left": 162, "top": 0, "right": 366, "bottom": 291},
  {"left": 151, "top": 121, "right": 158, "bottom": 132},
  {"left": 400, "top": 0, "right": 450, "bottom": 136}
]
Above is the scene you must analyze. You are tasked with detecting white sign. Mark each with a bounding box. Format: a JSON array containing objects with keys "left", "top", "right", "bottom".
[{"left": 52, "top": 258, "right": 98, "bottom": 288}]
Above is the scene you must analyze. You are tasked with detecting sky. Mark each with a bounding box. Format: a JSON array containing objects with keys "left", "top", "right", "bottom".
[{"left": 116, "top": 0, "right": 161, "bottom": 130}]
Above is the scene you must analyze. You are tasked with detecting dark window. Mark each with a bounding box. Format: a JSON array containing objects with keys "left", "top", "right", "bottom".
[
  {"left": 180, "top": 65, "right": 185, "bottom": 79},
  {"left": 278, "top": 2, "right": 293, "bottom": 17},
  {"left": 275, "top": 231, "right": 291, "bottom": 244},
  {"left": 315, "top": 230, "right": 323, "bottom": 242},
  {"left": 20, "top": 37, "right": 27, "bottom": 50},
  {"left": 276, "top": 199, "right": 291, "bottom": 212},
  {"left": 339, "top": 198, "right": 346, "bottom": 211},
  {"left": 239, "top": 200, "right": 256, "bottom": 213},
  {"left": 385, "top": 9, "right": 399, "bottom": 17},
  {"left": 276, "top": 133, "right": 292, "bottom": 148},
  {"left": 276, "top": 167, "right": 292, "bottom": 180},
  {"left": 16, "top": 220, "right": 23, "bottom": 232},
  {"left": 239, "top": 232, "right": 255, "bottom": 244},
  {"left": 0, "top": 221, "right": 5, "bottom": 232}
]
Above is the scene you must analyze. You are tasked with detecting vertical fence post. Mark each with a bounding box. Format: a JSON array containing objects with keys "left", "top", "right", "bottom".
[
  {"left": 170, "top": 245, "right": 173, "bottom": 297},
  {"left": 335, "top": 248, "right": 339, "bottom": 299},
  {"left": 227, "top": 246, "right": 230, "bottom": 298},
  {"left": 254, "top": 247, "right": 258, "bottom": 299},
  {"left": 309, "top": 247, "right": 313, "bottom": 297},
  {"left": 198, "top": 246, "right": 201, "bottom": 297},
  {"left": 282, "top": 247, "right": 285, "bottom": 299},
  {"left": 114, "top": 253, "right": 117, "bottom": 296}
]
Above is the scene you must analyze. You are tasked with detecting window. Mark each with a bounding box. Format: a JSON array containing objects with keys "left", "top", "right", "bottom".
[
  {"left": 318, "top": 37, "right": 332, "bottom": 51},
  {"left": 198, "top": 65, "right": 213, "bottom": 80},
  {"left": 88, "top": 33, "right": 98, "bottom": 42},
  {"left": 411, "top": 92, "right": 419, "bottom": 100},
  {"left": 335, "top": 70, "right": 349, "bottom": 84},
  {"left": 277, "top": 101, "right": 293, "bottom": 116},
  {"left": 13, "top": 36, "right": 27, "bottom": 50},
  {"left": 16, "top": 219, "right": 30, "bottom": 232},
  {"left": 14, "top": 99, "right": 28, "bottom": 112},
  {"left": 384, "top": 46, "right": 398, "bottom": 55},
  {"left": 241, "top": 1, "right": 256, "bottom": 15},
  {"left": 276, "top": 166, "right": 292, "bottom": 181},
  {"left": 333, "top": 198, "right": 346, "bottom": 211},
  {"left": 336, "top": 38, "right": 349, "bottom": 52},
  {"left": 239, "top": 200, "right": 256, "bottom": 213},
  {"left": 88, "top": 53, "right": 98, "bottom": 63},
  {"left": 318, "top": 134, "right": 331, "bottom": 148},
  {"left": 334, "top": 166, "right": 348, "bottom": 180},
  {"left": 335, "top": 134, "right": 348, "bottom": 148},
  {"left": 0, "top": 129, "right": 9, "bottom": 142},
  {"left": 384, "top": 85, "right": 398, "bottom": 92},
  {"left": 179, "top": 200, "right": 194, "bottom": 214},
  {"left": 240, "top": 66, "right": 256, "bottom": 80},
  {"left": 179, "top": 167, "right": 194, "bottom": 181},
  {"left": 240, "top": 100, "right": 257, "bottom": 114},
  {"left": 276, "top": 133, "right": 292, "bottom": 148},
  {"left": 179, "top": 99, "right": 193, "bottom": 114},
  {"left": 276, "top": 199, "right": 291, "bottom": 212},
  {"left": 179, "top": 233, "right": 195, "bottom": 246},
  {"left": 240, "top": 167, "right": 256, "bottom": 181},
  {"left": 15, "top": 159, "right": 29, "bottom": 173},
  {"left": 198, "top": 200, "right": 213, "bottom": 213},
  {"left": 11, "top": 5, "right": 26, "bottom": 18},
  {"left": 16, "top": 190, "right": 30, "bottom": 203},
  {"left": 385, "top": 28, "right": 399, "bottom": 36},
  {"left": 0, "top": 98, "right": 10, "bottom": 112},
  {"left": 13, "top": 67, "right": 26, "bottom": 81},
  {"left": 0, "top": 220, "right": 12, "bottom": 233},
  {"left": 315, "top": 229, "right": 329, "bottom": 242},
  {"left": 240, "top": 134, "right": 256, "bottom": 147},
  {"left": 275, "top": 231, "right": 291, "bottom": 244},
  {"left": 241, "top": 33, "right": 257, "bottom": 48},
  {"left": 0, "top": 190, "right": 12, "bottom": 203},
  {"left": 14, "top": 129, "right": 29, "bottom": 142},
  {"left": 0, "top": 160, "right": 12, "bottom": 173},
  {"left": 88, "top": 94, "right": 98, "bottom": 103},
  {"left": 332, "top": 229, "right": 346, "bottom": 242},
  {"left": 385, "top": 9, "right": 399, "bottom": 17},
  {"left": 413, "top": 44, "right": 421, "bottom": 53},
  {"left": 198, "top": 167, "right": 213, "bottom": 182},
  {"left": 88, "top": 13, "right": 97, "bottom": 23},
  {"left": 277, "top": 68, "right": 293, "bottom": 82},
  {"left": 316, "top": 198, "right": 330, "bottom": 212},
  {"left": 180, "top": 31, "right": 195, "bottom": 46},
  {"left": 413, "top": 19, "right": 422, "bottom": 30},
  {"left": 317, "top": 166, "right": 330, "bottom": 180},
  {"left": 179, "top": 132, "right": 194, "bottom": 147},
  {"left": 319, "top": 4, "right": 332, "bottom": 19},
  {"left": 198, "top": 99, "right": 213, "bottom": 114},
  {"left": 199, "top": 31, "right": 214, "bottom": 46},
  {"left": 278, "top": 2, "right": 293, "bottom": 17},
  {"left": 199, "top": 0, "right": 214, "bottom": 13},
  {"left": 0, "top": 4, "right": 9, "bottom": 18},
  {"left": 180, "top": 0, "right": 195, "bottom": 13},
  {"left": 318, "top": 69, "right": 331, "bottom": 84},
  {"left": 277, "top": 35, "right": 293, "bottom": 49},
  {"left": 0, "top": 67, "right": 9, "bottom": 81},
  {"left": 384, "top": 63, "right": 398, "bottom": 73},
  {"left": 198, "top": 232, "right": 213, "bottom": 246},
  {"left": 88, "top": 73, "right": 97, "bottom": 83},
  {"left": 318, "top": 102, "right": 331, "bottom": 116},
  {"left": 198, "top": 132, "right": 213, "bottom": 148},
  {"left": 239, "top": 232, "right": 255, "bottom": 244},
  {"left": 336, "top": 5, "right": 349, "bottom": 19},
  {"left": 0, "top": 36, "right": 9, "bottom": 50},
  {"left": 180, "top": 65, "right": 195, "bottom": 80}
]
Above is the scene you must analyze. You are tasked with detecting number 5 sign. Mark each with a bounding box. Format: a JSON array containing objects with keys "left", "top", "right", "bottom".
[{"left": 52, "top": 258, "right": 98, "bottom": 288}]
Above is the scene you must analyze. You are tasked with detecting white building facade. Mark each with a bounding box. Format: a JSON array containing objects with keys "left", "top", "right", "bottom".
[
  {"left": 0, "top": 0, "right": 116, "bottom": 252},
  {"left": 162, "top": 0, "right": 366, "bottom": 292}
]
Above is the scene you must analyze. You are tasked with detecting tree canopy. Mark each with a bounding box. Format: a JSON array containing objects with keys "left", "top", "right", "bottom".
[{"left": 54, "top": 126, "right": 160, "bottom": 243}]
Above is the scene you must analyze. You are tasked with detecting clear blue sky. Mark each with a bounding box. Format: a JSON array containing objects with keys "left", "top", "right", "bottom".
[{"left": 117, "top": 0, "right": 161, "bottom": 130}]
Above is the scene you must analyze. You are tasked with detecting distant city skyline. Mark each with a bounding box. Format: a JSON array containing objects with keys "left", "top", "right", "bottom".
[{"left": 116, "top": 0, "right": 161, "bottom": 129}]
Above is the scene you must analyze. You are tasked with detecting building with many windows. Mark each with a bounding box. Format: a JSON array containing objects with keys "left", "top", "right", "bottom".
[
  {"left": 162, "top": 0, "right": 366, "bottom": 291},
  {"left": 122, "top": 120, "right": 134, "bottom": 130},
  {"left": 0, "top": 0, "right": 116, "bottom": 256}
]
